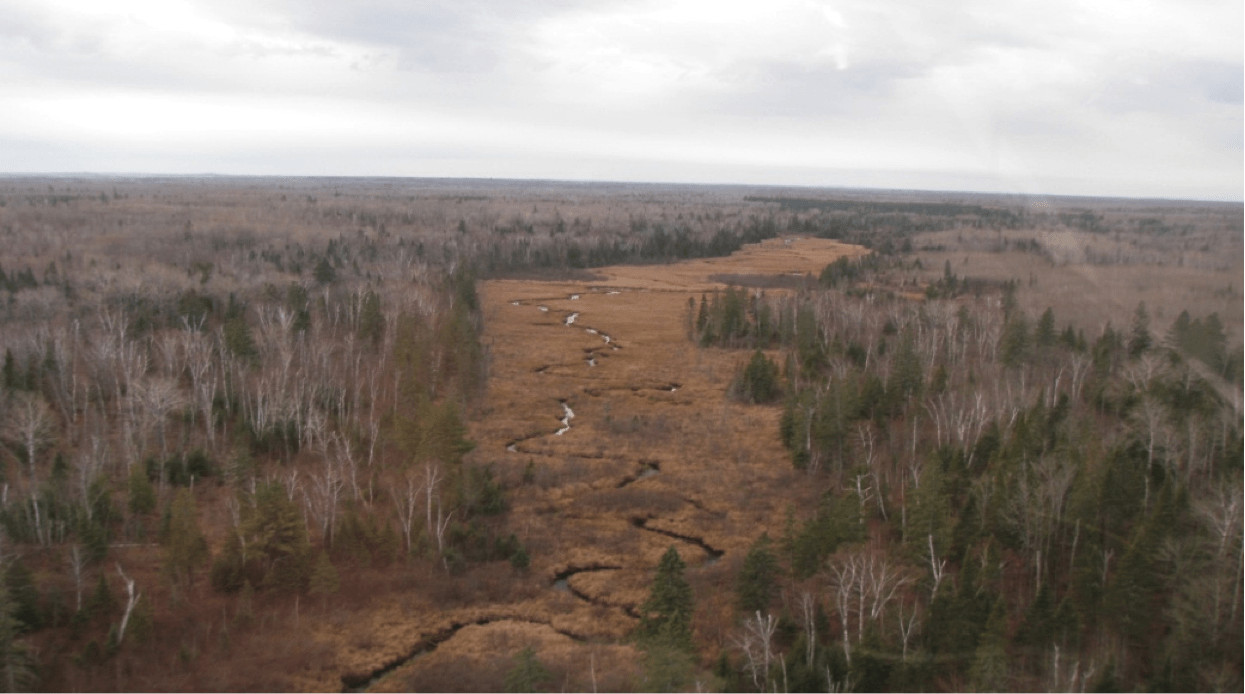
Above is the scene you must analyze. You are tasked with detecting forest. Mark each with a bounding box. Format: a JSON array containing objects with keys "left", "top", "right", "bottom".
[{"left": 0, "top": 176, "right": 1239, "bottom": 691}]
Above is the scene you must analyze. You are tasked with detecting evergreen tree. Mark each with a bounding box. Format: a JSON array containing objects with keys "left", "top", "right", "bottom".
[
  {"left": 1, "top": 350, "right": 14, "bottom": 391},
  {"left": 505, "top": 647, "right": 552, "bottom": 693},
  {"left": 1001, "top": 312, "right": 1031, "bottom": 369},
  {"left": 243, "top": 482, "right": 311, "bottom": 594},
  {"left": 737, "top": 533, "right": 780, "bottom": 613},
  {"left": 1127, "top": 302, "right": 1151, "bottom": 358},
  {"left": 1036, "top": 307, "right": 1057, "bottom": 349},
  {"left": 358, "top": 290, "right": 384, "bottom": 346},
  {"left": 313, "top": 256, "right": 336, "bottom": 285},
  {"left": 223, "top": 312, "right": 257, "bottom": 361},
  {"left": 309, "top": 552, "right": 339, "bottom": 602},
  {"left": 696, "top": 294, "right": 709, "bottom": 335},
  {"left": 0, "top": 583, "right": 36, "bottom": 692},
  {"left": 639, "top": 640, "right": 695, "bottom": 693},
  {"left": 637, "top": 546, "right": 694, "bottom": 651},
  {"left": 88, "top": 573, "right": 116, "bottom": 618},
  {"left": 737, "top": 349, "right": 781, "bottom": 404},
  {"left": 886, "top": 328, "right": 923, "bottom": 412},
  {"left": 2, "top": 562, "right": 40, "bottom": 634},
  {"left": 164, "top": 489, "right": 210, "bottom": 587},
  {"left": 127, "top": 465, "right": 156, "bottom": 517},
  {"left": 969, "top": 598, "right": 1009, "bottom": 692}
]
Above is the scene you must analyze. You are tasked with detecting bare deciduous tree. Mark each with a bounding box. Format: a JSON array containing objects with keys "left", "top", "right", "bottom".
[{"left": 733, "top": 610, "right": 777, "bottom": 690}]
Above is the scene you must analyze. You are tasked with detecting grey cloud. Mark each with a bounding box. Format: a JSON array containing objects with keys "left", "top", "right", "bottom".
[
  {"left": 206, "top": 0, "right": 611, "bottom": 73},
  {"left": 698, "top": 60, "right": 921, "bottom": 119},
  {"left": 1096, "top": 59, "right": 1244, "bottom": 115}
]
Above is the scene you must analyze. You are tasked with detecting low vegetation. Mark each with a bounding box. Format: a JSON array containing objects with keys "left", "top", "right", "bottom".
[{"left": 0, "top": 177, "right": 1238, "bottom": 691}]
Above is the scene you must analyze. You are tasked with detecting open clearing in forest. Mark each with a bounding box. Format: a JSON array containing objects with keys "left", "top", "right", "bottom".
[{"left": 328, "top": 237, "right": 867, "bottom": 690}]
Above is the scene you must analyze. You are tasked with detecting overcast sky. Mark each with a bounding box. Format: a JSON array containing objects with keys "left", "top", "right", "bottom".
[{"left": 2, "top": 0, "right": 1241, "bottom": 200}]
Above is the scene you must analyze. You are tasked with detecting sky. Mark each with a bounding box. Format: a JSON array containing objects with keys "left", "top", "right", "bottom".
[{"left": 2, "top": 0, "right": 1241, "bottom": 200}]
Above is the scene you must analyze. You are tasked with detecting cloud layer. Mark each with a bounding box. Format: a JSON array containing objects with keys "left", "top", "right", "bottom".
[{"left": 2, "top": 0, "right": 1240, "bottom": 199}]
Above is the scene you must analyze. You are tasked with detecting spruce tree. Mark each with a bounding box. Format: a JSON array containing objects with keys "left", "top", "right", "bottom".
[
  {"left": 1036, "top": 307, "right": 1057, "bottom": 349},
  {"left": 164, "top": 489, "right": 209, "bottom": 587},
  {"left": 738, "top": 349, "right": 780, "bottom": 403},
  {"left": 504, "top": 647, "right": 552, "bottom": 693},
  {"left": 1001, "top": 312, "right": 1031, "bottom": 369},
  {"left": 127, "top": 465, "right": 156, "bottom": 517},
  {"left": 637, "top": 546, "right": 694, "bottom": 651},
  {"left": 0, "top": 583, "right": 36, "bottom": 692},
  {"left": 309, "top": 552, "right": 339, "bottom": 603},
  {"left": 737, "top": 533, "right": 779, "bottom": 613},
  {"left": 358, "top": 291, "right": 384, "bottom": 346},
  {"left": 1127, "top": 302, "right": 1151, "bottom": 358},
  {"left": 243, "top": 481, "right": 311, "bottom": 593},
  {"left": 969, "top": 598, "right": 1008, "bottom": 692}
]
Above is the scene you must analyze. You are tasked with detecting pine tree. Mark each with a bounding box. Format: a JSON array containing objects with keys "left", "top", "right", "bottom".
[
  {"left": 1036, "top": 307, "right": 1057, "bottom": 349},
  {"left": 0, "top": 583, "right": 36, "bottom": 692},
  {"left": 1001, "top": 312, "right": 1031, "bottom": 369},
  {"left": 737, "top": 533, "right": 780, "bottom": 613},
  {"left": 243, "top": 482, "right": 311, "bottom": 594},
  {"left": 88, "top": 573, "right": 116, "bottom": 618},
  {"left": 969, "top": 598, "right": 1009, "bottom": 692},
  {"left": 3, "top": 561, "right": 40, "bottom": 634},
  {"left": 127, "top": 465, "right": 156, "bottom": 516},
  {"left": 1127, "top": 302, "right": 1151, "bottom": 358},
  {"left": 358, "top": 291, "right": 384, "bottom": 346},
  {"left": 223, "top": 313, "right": 257, "bottom": 361},
  {"left": 1, "top": 349, "right": 14, "bottom": 391},
  {"left": 637, "top": 546, "right": 694, "bottom": 651},
  {"left": 639, "top": 639, "right": 695, "bottom": 692},
  {"left": 313, "top": 256, "right": 336, "bottom": 285},
  {"left": 309, "top": 552, "right": 339, "bottom": 602},
  {"left": 738, "top": 349, "right": 780, "bottom": 404},
  {"left": 504, "top": 647, "right": 552, "bottom": 693},
  {"left": 164, "top": 489, "right": 210, "bottom": 587}
]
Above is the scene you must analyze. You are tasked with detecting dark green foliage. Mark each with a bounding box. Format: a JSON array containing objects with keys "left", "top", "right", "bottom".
[
  {"left": 209, "top": 531, "right": 247, "bottom": 594},
  {"left": 357, "top": 290, "right": 384, "bottom": 346},
  {"left": 736, "top": 533, "right": 780, "bottom": 613},
  {"left": 285, "top": 283, "right": 312, "bottom": 333},
  {"left": 505, "top": 647, "right": 552, "bottom": 693},
  {"left": 222, "top": 297, "right": 257, "bottom": 361},
  {"left": 1168, "top": 310, "right": 1231, "bottom": 375},
  {"left": 849, "top": 628, "right": 895, "bottom": 692},
  {"left": 639, "top": 639, "right": 695, "bottom": 693},
  {"left": 886, "top": 328, "right": 923, "bottom": 411},
  {"left": 906, "top": 451, "right": 954, "bottom": 555},
  {"left": 2, "top": 350, "right": 15, "bottom": 390},
  {"left": 333, "top": 506, "right": 399, "bottom": 567},
  {"left": 1127, "top": 302, "right": 1151, "bottom": 358},
  {"left": 789, "top": 493, "right": 864, "bottom": 579},
  {"left": 210, "top": 482, "right": 311, "bottom": 594},
  {"left": 734, "top": 350, "right": 781, "bottom": 404},
  {"left": 3, "top": 561, "right": 40, "bottom": 634},
  {"left": 1014, "top": 581, "right": 1057, "bottom": 649},
  {"left": 1000, "top": 311, "right": 1031, "bottom": 368},
  {"left": 924, "top": 547, "right": 997, "bottom": 663},
  {"left": 460, "top": 465, "right": 507, "bottom": 517},
  {"left": 1036, "top": 307, "right": 1057, "bottom": 349},
  {"left": 164, "top": 489, "right": 210, "bottom": 586},
  {"left": 508, "top": 541, "right": 530, "bottom": 571},
  {"left": 636, "top": 546, "right": 694, "bottom": 651},
  {"left": 88, "top": 573, "right": 115, "bottom": 618},
  {"left": 313, "top": 256, "right": 336, "bottom": 284},
  {"left": 127, "top": 466, "right": 155, "bottom": 516},
  {"left": 308, "top": 552, "right": 339, "bottom": 597},
  {"left": 175, "top": 289, "right": 214, "bottom": 326},
  {"left": 0, "top": 582, "right": 37, "bottom": 691},
  {"left": 819, "top": 255, "right": 865, "bottom": 288},
  {"left": 968, "top": 598, "right": 1009, "bottom": 692}
]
